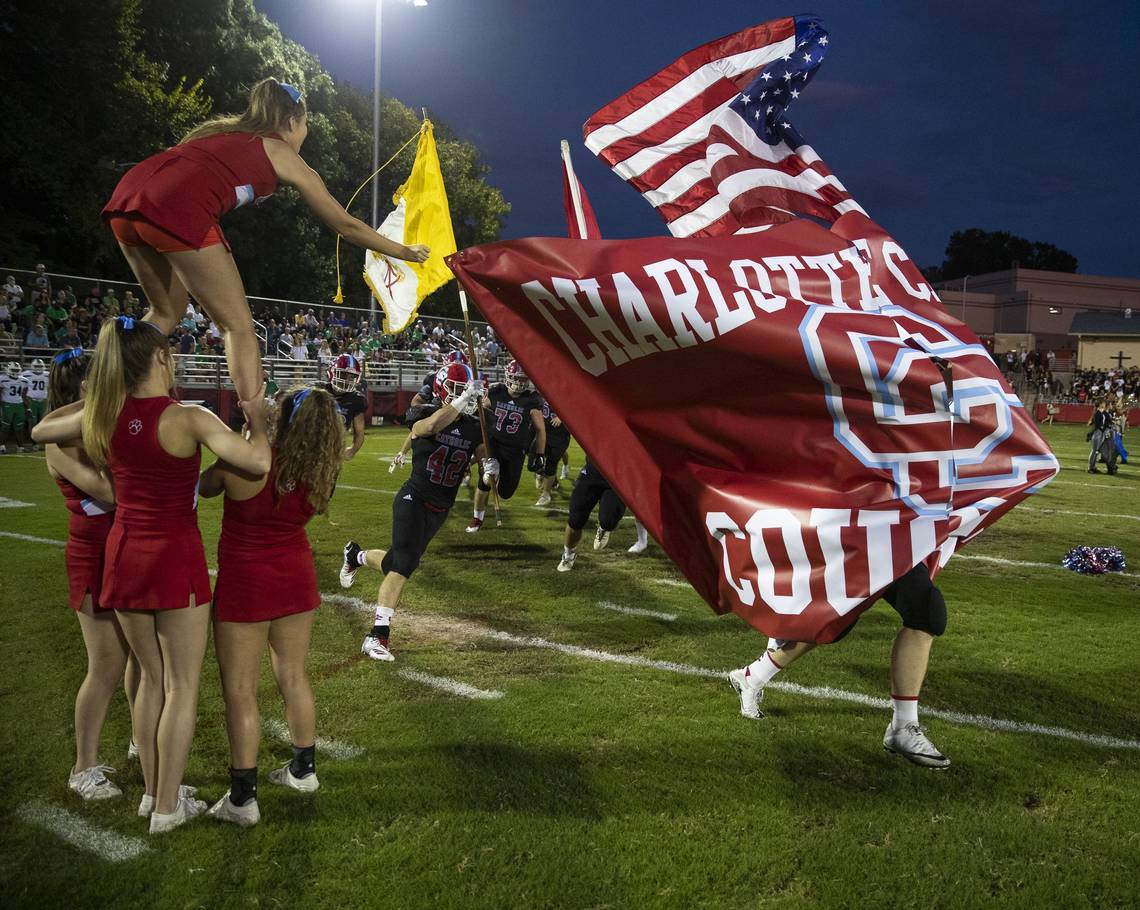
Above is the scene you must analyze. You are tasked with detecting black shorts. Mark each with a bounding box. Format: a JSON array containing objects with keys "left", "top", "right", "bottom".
[
  {"left": 831, "top": 563, "right": 940, "bottom": 642},
  {"left": 477, "top": 441, "right": 526, "bottom": 499},
  {"left": 567, "top": 471, "right": 625, "bottom": 532},
  {"left": 380, "top": 485, "right": 450, "bottom": 579},
  {"left": 542, "top": 434, "right": 571, "bottom": 477}
]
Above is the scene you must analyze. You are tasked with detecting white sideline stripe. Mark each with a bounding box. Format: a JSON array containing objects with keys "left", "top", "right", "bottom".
[
  {"left": 1019, "top": 505, "right": 1139, "bottom": 522},
  {"left": 339, "top": 482, "right": 634, "bottom": 520},
  {"left": 262, "top": 718, "right": 364, "bottom": 761},
  {"left": 653, "top": 578, "right": 690, "bottom": 588},
  {"left": 0, "top": 496, "right": 35, "bottom": 508},
  {"left": 597, "top": 600, "right": 677, "bottom": 621},
  {"left": 397, "top": 668, "right": 504, "bottom": 700},
  {"left": 484, "top": 630, "right": 1140, "bottom": 752},
  {"left": 0, "top": 530, "right": 65, "bottom": 546},
  {"left": 955, "top": 553, "right": 1136, "bottom": 577},
  {"left": 16, "top": 800, "right": 150, "bottom": 862},
  {"left": 9, "top": 452, "right": 46, "bottom": 460}
]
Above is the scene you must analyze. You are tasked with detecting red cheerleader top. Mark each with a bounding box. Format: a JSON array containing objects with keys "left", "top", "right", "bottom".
[{"left": 102, "top": 132, "right": 280, "bottom": 247}]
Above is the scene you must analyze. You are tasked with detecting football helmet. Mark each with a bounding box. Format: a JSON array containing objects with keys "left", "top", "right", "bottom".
[
  {"left": 434, "top": 362, "right": 477, "bottom": 415},
  {"left": 30, "top": 358, "right": 46, "bottom": 374},
  {"left": 6, "top": 361, "right": 19, "bottom": 378},
  {"left": 447, "top": 349, "right": 470, "bottom": 366},
  {"left": 328, "top": 354, "right": 362, "bottom": 393},
  {"left": 505, "top": 359, "right": 529, "bottom": 394}
]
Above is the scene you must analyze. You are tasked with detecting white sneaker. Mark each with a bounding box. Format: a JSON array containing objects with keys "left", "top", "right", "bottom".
[
  {"left": 148, "top": 795, "right": 208, "bottom": 834},
  {"left": 269, "top": 762, "right": 320, "bottom": 792},
  {"left": 727, "top": 668, "right": 764, "bottom": 720},
  {"left": 536, "top": 492, "right": 551, "bottom": 507},
  {"left": 557, "top": 550, "right": 576, "bottom": 572},
  {"left": 627, "top": 539, "right": 647, "bottom": 554},
  {"left": 466, "top": 517, "right": 483, "bottom": 534},
  {"left": 559, "top": 464, "right": 569, "bottom": 480},
  {"left": 127, "top": 739, "right": 139, "bottom": 761},
  {"left": 138, "top": 785, "right": 200, "bottom": 817},
  {"left": 593, "top": 527, "right": 611, "bottom": 551},
  {"left": 208, "top": 793, "right": 261, "bottom": 827},
  {"left": 883, "top": 722, "right": 950, "bottom": 770},
  {"left": 361, "top": 635, "right": 395, "bottom": 662},
  {"left": 340, "top": 541, "right": 363, "bottom": 589},
  {"left": 68, "top": 765, "right": 122, "bottom": 801}
]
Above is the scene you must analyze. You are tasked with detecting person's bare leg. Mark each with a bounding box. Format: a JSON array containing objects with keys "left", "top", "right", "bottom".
[
  {"left": 153, "top": 600, "right": 211, "bottom": 814},
  {"left": 73, "top": 598, "right": 130, "bottom": 772},
  {"left": 889, "top": 628, "right": 934, "bottom": 698},
  {"left": 361, "top": 547, "right": 388, "bottom": 570},
  {"left": 473, "top": 487, "right": 489, "bottom": 515},
  {"left": 564, "top": 525, "right": 583, "bottom": 550},
  {"left": 124, "top": 652, "right": 141, "bottom": 719},
  {"left": 377, "top": 571, "right": 408, "bottom": 613},
  {"left": 117, "top": 243, "right": 187, "bottom": 335},
  {"left": 115, "top": 610, "right": 163, "bottom": 798},
  {"left": 166, "top": 246, "right": 262, "bottom": 401},
  {"left": 268, "top": 611, "right": 317, "bottom": 750},
  {"left": 214, "top": 619, "right": 270, "bottom": 769}
]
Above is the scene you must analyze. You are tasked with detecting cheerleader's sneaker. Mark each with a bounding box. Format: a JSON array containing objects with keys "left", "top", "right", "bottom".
[
  {"left": 149, "top": 795, "right": 208, "bottom": 834},
  {"left": 68, "top": 765, "right": 121, "bottom": 801},
  {"left": 208, "top": 793, "right": 260, "bottom": 827},
  {"left": 269, "top": 762, "right": 320, "bottom": 793}
]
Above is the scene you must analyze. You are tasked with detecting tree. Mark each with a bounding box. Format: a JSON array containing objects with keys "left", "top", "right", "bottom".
[{"left": 922, "top": 229, "right": 1078, "bottom": 283}]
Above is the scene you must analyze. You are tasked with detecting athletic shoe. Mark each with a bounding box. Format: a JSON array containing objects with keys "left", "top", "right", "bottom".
[
  {"left": 466, "top": 517, "right": 483, "bottom": 533},
  {"left": 208, "top": 793, "right": 260, "bottom": 827},
  {"left": 361, "top": 635, "right": 395, "bottom": 662},
  {"left": 593, "top": 527, "right": 611, "bottom": 551},
  {"left": 340, "top": 541, "right": 363, "bottom": 589},
  {"left": 883, "top": 722, "right": 951, "bottom": 770},
  {"left": 536, "top": 492, "right": 551, "bottom": 507},
  {"left": 559, "top": 464, "right": 569, "bottom": 480},
  {"left": 149, "top": 795, "right": 208, "bottom": 835},
  {"left": 557, "top": 550, "right": 576, "bottom": 572},
  {"left": 627, "top": 539, "right": 647, "bottom": 554},
  {"left": 727, "top": 668, "right": 764, "bottom": 720},
  {"left": 127, "top": 739, "right": 139, "bottom": 761},
  {"left": 269, "top": 762, "right": 320, "bottom": 793},
  {"left": 68, "top": 765, "right": 122, "bottom": 801},
  {"left": 137, "top": 785, "right": 200, "bottom": 818}
]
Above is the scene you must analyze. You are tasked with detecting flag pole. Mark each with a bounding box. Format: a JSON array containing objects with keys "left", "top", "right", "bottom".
[
  {"left": 560, "top": 139, "right": 589, "bottom": 239},
  {"left": 459, "top": 289, "right": 502, "bottom": 527}
]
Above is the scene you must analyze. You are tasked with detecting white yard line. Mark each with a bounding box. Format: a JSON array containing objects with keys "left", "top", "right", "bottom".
[
  {"left": 396, "top": 668, "right": 504, "bottom": 700},
  {"left": 597, "top": 600, "right": 677, "bottom": 621},
  {"left": 0, "top": 530, "right": 65, "bottom": 546},
  {"left": 1018, "top": 505, "right": 1139, "bottom": 522},
  {"left": 262, "top": 718, "right": 364, "bottom": 761},
  {"left": 0, "top": 497, "right": 35, "bottom": 508},
  {"left": 653, "top": 578, "right": 691, "bottom": 588},
  {"left": 16, "top": 800, "right": 150, "bottom": 862}
]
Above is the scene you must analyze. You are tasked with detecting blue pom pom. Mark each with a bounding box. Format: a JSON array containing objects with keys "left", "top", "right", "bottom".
[{"left": 1062, "top": 546, "right": 1126, "bottom": 575}]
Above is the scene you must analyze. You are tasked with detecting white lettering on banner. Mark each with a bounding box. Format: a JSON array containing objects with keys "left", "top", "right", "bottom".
[
  {"left": 563, "top": 277, "right": 641, "bottom": 366},
  {"left": 761, "top": 256, "right": 809, "bottom": 304},
  {"left": 643, "top": 258, "right": 715, "bottom": 348},
  {"left": 728, "top": 259, "right": 786, "bottom": 314},
  {"left": 687, "top": 258, "right": 754, "bottom": 336},
  {"left": 803, "top": 253, "right": 848, "bottom": 308},
  {"left": 705, "top": 512, "right": 756, "bottom": 606},
  {"left": 614, "top": 271, "right": 678, "bottom": 356},
  {"left": 882, "top": 241, "right": 932, "bottom": 302},
  {"left": 521, "top": 279, "right": 607, "bottom": 376},
  {"left": 745, "top": 509, "right": 813, "bottom": 615}
]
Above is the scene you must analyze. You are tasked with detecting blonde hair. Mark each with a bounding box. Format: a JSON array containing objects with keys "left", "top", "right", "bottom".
[
  {"left": 182, "top": 77, "right": 306, "bottom": 144},
  {"left": 82, "top": 319, "right": 169, "bottom": 465},
  {"left": 271, "top": 386, "right": 343, "bottom": 513}
]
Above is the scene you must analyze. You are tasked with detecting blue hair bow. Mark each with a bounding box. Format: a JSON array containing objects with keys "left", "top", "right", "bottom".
[
  {"left": 117, "top": 316, "right": 135, "bottom": 330},
  {"left": 279, "top": 82, "right": 303, "bottom": 104},
  {"left": 53, "top": 347, "right": 84, "bottom": 365},
  {"left": 288, "top": 388, "right": 312, "bottom": 424}
]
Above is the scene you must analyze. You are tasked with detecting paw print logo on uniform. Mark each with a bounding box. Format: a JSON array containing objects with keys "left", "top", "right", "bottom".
[{"left": 128, "top": 418, "right": 144, "bottom": 436}]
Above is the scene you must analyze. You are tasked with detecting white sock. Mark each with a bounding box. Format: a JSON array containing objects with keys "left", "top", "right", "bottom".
[
  {"left": 356, "top": 549, "right": 368, "bottom": 567},
  {"left": 744, "top": 651, "right": 783, "bottom": 686},
  {"left": 373, "top": 606, "right": 394, "bottom": 626},
  {"left": 139, "top": 794, "right": 155, "bottom": 814},
  {"left": 634, "top": 520, "right": 648, "bottom": 547},
  {"left": 474, "top": 509, "right": 485, "bottom": 521},
  {"left": 563, "top": 545, "right": 575, "bottom": 558},
  {"left": 891, "top": 695, "right": 919, "bottom": 728}
]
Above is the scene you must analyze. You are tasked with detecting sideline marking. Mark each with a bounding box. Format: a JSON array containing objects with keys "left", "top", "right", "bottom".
[
  {"left": 338, "top": 482, "right": 634, "bottom": 520},
  {"left": 1018, "top": 505, "right": 1139, "bottom": 523},
  {"left": 397, "top": 668, "right": 504, "bottom": 700},
  {"left": 16, "top": 800, "right": 150, "bottom": 862},
  {"left": 597, "top": 600, "right": 677, "bottom": 622},
  {"left": 262, "top": 719, "right": 364, "bottom": 761},
  {"left": 0, "top": 530, "right": 65, "bottom": 546},
  {"left": 653, "top": 578, "right": 690, "bottom": 588},
  {"left": 0, "top": 496, "right": 35, "bottom": 508}
]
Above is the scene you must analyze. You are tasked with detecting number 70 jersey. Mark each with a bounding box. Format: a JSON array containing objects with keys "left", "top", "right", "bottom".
[{"left": 405, "top": 404, "right": 484, "bottom": 509}]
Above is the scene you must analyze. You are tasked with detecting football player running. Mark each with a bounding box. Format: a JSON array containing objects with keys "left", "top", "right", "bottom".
[
  {"left": 323, "top": 353, "right": 367, "bottom": 460},
  {"left": 0, "top": 362, "right": 30, "bottom": 453},
  {"left": 727, "top": 563, "right": 952, "bottom": 770},
  {"left": 340, "top": 363, "right": 487, "bottom": 661},
  {"left": 534, "top": 397, "right": 571, "bottom": 508},
  {"left": 557, "top": 457, "right": 627, "bottom": 572},
  {"left": 21, "top": 358, "right": 50, "bottom": 441},
  {"left": 466, "top": 359, "right": 545, "bottom": 532}
]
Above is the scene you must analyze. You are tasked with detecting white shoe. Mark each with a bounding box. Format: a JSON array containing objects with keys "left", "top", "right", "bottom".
[
  {"left": 727, "top": 668, "right": 764, "bottom": 720},
  {"left": 148, "top": 795, "right": 208, "bottom": 834},
  {"left": 68, "top": 765, "right": 122, "bottom": 801},
  {"left": 627, "top": 539, "right": 647, "bottom": 554},
  {"left": 466, "top": 517, "right": 483, "bottom": 533},
  {"left": 340, "top": 541, "right": 363, "bottom": 589},
  {"left": 559, "top": 464, "right": 569, "bottom": 480},
  {"left": 208, "top": 793, "right": 261, "bottom": 827},
  {"left": 361, "top": 635, "right": 395, "bottom": 662},
  {"left": 593, "top": 527, "right": 611, "bottom": 551},
  {"left": 883, "top": 722, "right": 951, "bottom": 770},
  {"left": 127, "top": 739, "right": 139, "bottom": 761},
  {"left": 269, "top": 762, "right": 320, "bottom": 792},
  {"left": 138, "top": 785, "right": 200, "bottom": 817},
  {"left": 536, "top": 492, "right": 551, "bottom": 507},
  {"left": 557, "top": 550, "right": 576, "bottom": 572}
]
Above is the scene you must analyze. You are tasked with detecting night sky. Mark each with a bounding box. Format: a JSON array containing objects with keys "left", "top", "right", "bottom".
[{"left": 256, "top": 0, "right": 1140, "bottom": 278}]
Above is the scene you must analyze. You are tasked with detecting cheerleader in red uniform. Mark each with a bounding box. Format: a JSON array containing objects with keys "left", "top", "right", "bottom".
[
  {"left": 200, "top": 387, "right": 343, "bottom": 827},
  {"left": 34, "top": 317, "right": 272, "bottom": 834},
  {"left": 43, "top": 348, "right": 139, "bottom": 801},
  {"left": 101, "top": 77, "right": 430, "bottom": 401}
]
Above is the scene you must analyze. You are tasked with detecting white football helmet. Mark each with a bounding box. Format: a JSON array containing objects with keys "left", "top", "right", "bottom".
[
  {"left": 6, "top": 361, "right": 19, "bottom": 378},
  {"left": 505, "top": 359, "right": 529, "bottom": 395},
  {"left": 30, "top": 358, "right": 45, "bottom": 374}
]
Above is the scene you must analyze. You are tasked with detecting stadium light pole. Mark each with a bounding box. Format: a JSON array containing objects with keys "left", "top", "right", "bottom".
[{"left": 960, "top": 274, "right": 969, "bottom": 323}]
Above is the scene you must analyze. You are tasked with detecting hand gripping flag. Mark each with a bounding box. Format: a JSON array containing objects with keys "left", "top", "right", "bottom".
[{"left": 364, "top": 121, "right": 457, "bottom": 333}]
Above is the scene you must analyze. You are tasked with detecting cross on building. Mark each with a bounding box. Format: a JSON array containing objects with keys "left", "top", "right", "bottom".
[{"left": 1110, "top": 350, "right": 1132, "bottom": 369}]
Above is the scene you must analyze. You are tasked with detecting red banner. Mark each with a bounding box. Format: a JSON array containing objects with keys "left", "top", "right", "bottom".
[{"left": 447, "top": 213, "right": 1059, "bottom": 642}]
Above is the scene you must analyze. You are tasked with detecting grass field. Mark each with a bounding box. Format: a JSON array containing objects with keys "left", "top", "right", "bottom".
[{"left": 1, "top": 423, "right": 1138, "bottom": 909}]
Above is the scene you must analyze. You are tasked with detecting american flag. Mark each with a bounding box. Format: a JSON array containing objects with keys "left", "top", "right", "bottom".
[{"left": 583, "top": 15, "right": 866, "bottom": 238}]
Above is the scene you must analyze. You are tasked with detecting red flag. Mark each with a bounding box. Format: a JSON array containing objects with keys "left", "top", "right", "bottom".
[
  {"left": 561, "top": 140, "right": 601, "bottom": 240},
  {"left": 447, "top": 213, "right": 1059, "bottom": 643}
]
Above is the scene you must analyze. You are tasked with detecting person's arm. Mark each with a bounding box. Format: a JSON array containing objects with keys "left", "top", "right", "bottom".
[
  {"left": 412, "top": 404, "right": 461, "bottom": 438},
  {"left": 198, "top": 461, "right": 228, "bottom": 498},
  {"left": 344, "top": 413, "right": 366, "bottom": 460},
  {"left": 30, "top": 399, "right": 84, "bottom": 445},
  {"left": 530, "top": 409, "right": 546, "bottom": 453},
  {"left": 183, "top": 396, "right": 272, "bottom": 475},
  {"left": 45, "top": 444, "right": 115, "bottom": 504},
  {"left": 263, "top": 140, "right": 429, "bottom": 262}
]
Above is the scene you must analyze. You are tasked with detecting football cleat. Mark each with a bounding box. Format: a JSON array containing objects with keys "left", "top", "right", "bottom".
[
  {"left": 340, "top": 541, "right": 363, "bottom": 589},
  {"left": 883, "top": 722, "right": 951, "bottom": 770},
  {"left": 208, "top": 793, "right": 260, "bottom": 827},
  {"left": 627, "top": 539, "right": 647, "bottom": 554},
  {"left": 727, "top": 669, "right": 764, "bottom": 720},
  {"left": 68, "top": 765, "right": 122, "bottom": 801},
  {"left": 536, "top": 492, "right": 551, "bottom": 507},
  {"left": 268, "top": 762, "right": 321, "bottom": 793},
  {"left": 361, "top": 635, "right": 395, "bottom": 662},
  {"left": 466, "top": 517, "right": 483, "bottom": 534},
  {"left": 593, "top": 527, "right": 611, "bottom": 551},
  {"left": 148, "top": 795, "right": 208, "bottom": 835},
  {"left": 557, "top": 550, "right": 576, "bottom": 572}
]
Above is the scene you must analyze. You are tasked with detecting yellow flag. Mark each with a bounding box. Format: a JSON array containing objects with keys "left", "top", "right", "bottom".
[{"left": 363, "top": 121, "right": 458, "bottom": 334}]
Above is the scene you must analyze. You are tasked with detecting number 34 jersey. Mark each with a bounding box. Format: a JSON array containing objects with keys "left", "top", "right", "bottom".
[
  {"left": 405, "top": 404, "right": 484, "bottom": 509},
  {"left": 485, "top": 384, "right": 542, "bottom": 449}
]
